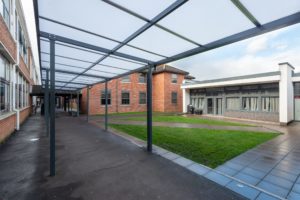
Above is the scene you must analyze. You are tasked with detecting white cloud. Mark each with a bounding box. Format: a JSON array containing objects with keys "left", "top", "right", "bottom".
[
  {"left": 171, "top": 46, "right": 300, "bottom": 81},
  {"left": 246, "top": 36, "right": 269, "bottom": 54}
]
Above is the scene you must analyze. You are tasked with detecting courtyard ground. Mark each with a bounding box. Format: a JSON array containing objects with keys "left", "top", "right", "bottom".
[{"left": 0, "top": 114, "right": 245, "bottom": 200}]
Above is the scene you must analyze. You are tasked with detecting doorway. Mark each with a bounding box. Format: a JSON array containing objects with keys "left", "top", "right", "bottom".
[
  {"left": 216, "top": 98, "right": 223, "bottom": 115},
  {"left": 207, "top": 98, "right": 213, "bottom": 114}
]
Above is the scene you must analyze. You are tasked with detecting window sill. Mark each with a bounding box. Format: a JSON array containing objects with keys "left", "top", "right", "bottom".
[
  {"left": 0, "top": 111, "right": 16, "bottom": 120},
  {"left": 120, "top": 104, "right": 130, "bottom": 107}
]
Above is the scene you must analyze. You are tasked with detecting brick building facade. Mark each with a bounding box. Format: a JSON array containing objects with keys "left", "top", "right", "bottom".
[
  {"left": 0, "top": 0, "right": 39, "bottom": 142},
  {"left": 81, "top": 65, "right": 193, "bottom": 115}
]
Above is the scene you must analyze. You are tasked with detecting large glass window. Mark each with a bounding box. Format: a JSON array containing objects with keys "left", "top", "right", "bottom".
[
  {"left": 191, "top": 97, "right": 204, "bottom": 109},
  {"left": 171, "top": 92, "right": 177, "bottom": 104},
  {"left": 226, "top": 97, "right": 240, "bottom": 110},
  {"left": 121, "top": 91, "right": 130, "bottom": 105},
  {"left": 171, "top": 74, "right": 177, "bottom": 83},
  {"left": 138, "top": 73, "right": 146, "bottom": 83},
  {"left": 139, "top": 92, "right": 146, "bottom": 104},
  {"left": 101, "top": 90, "right": 111, "bottom": 105},
  {"left": 121, "top": 75, "right": 130, "bottom": 83},
  {"left": 0, "top": 55, "right": 10, "bottom": 113},
  {"left": 1, "top": 0, "right": 10, "bottom": 28},
  {"left": 262, "top": 97, "right": 279, "bottom": 112},
  {"left": 242, "top": 97, "right": 258, "bottom": 111}
]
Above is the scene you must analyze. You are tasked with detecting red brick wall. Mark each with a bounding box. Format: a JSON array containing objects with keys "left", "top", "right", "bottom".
[
  {"left": 0, "top": 114, "right": 16, "bottom": 142},
  {"left": 82, "top": 73, "right": 147, "bottom": 115},
  {"left": 153, "top": 73, "right": 165, "bottom": 112},
  {"left": 20, "top": 107, "right": 31, "bottom": 124},
  {"left": 0, "top": 16, "right": 17, "bottom": 60},
  {"left": 81, "top": 72, "right": 183, "bottom": 115},
  {"left": 163, "top": 73, "right": 184, "bottom": 113}
]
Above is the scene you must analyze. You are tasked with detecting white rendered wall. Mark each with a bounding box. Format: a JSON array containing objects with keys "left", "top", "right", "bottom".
[
  {"left": 182, "top": 89, "right": 190, "bottom": 113},
  {"left": 279, "top": 63, "right": 294, "bottom": 125}
]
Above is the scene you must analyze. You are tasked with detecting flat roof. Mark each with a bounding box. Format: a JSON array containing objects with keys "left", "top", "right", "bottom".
[{"left": 33, "top": 0, "right": 300, "bottom": 91}]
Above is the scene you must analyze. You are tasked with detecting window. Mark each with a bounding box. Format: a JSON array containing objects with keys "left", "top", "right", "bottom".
[
  {"left": 171, "top": 92, "right": 177, "bottom": 104},
  {"left": 0, "top": 55, "right": 10, "bottom": 113},
  {"left": 139, "top": 92, "right": 146, "bottom": 104},
  {"left": 226, "top": 97, "right": 240, "bottom": 110},
  {"left": 171, "top": 74, "right": 177, "bottom": 83},
  {"left": 262, "top": 97, "right": 279, "bottom": 112},
  {"left": 138, "top": 73, "right": 146, "bottom": 83},
  {"left": 242, "top": 97, "right": 258, "bottom": 111},
  {"left": 1, "top": 0, "right": 10, "bottom": 28},
  {"left": 121, "top": 91, "right": 130, "bottom": 105},
  {"left": 121, "top": 75, "right": 130, "bottom": 83},
  {"left": 101, "top": 90, "right": 111, "bottom": 105},
  {"left": 191, "top": 97, "right": 204, "bottom": 109}
]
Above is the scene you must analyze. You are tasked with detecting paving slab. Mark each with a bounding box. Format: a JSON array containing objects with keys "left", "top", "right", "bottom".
[{"left": 217, "top": 122, "right": 300, "bottom": 199}]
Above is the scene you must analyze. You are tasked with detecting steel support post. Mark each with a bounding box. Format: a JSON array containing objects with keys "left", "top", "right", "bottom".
[
  {"left": 105, "top": 81, "right": 108, "bottom": 131},
  {"left": 70, "top": 93, "right": 73, "bottom": 112},
  {"left": 77, "top": 91, "right": 80, "bottom": 117},
  {"left": 147, "top": 65, "right": 153, "bottom": 152},
  {"left": 45, "top": 69, "right": 49, "bottom": 137},
  {"left": 49, "top": 38, "right": 56, "bottom": 176},
  {"left": 87, "top": 87, "right": 90, "bottom": 122}
]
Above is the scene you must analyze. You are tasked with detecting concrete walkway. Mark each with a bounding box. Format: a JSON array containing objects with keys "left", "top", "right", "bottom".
[
  {"left": 0, "top": 114, "right": 245, "bottom": 200},
  {"left": 94, "top": 118, "right": 275, "bottom": 133},
  {"left": 216, "top": 122, "right": 300, "bottom": 200}
]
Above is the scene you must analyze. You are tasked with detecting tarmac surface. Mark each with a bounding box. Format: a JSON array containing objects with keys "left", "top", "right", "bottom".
[{"left": 0, "top": 114, "right": 245, "bottom": 200}]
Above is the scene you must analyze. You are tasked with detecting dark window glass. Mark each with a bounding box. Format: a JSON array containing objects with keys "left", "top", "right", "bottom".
[
  {"left": 139, "top": 92, "right": 146, "bottom": 104},
  {"left": 171, "top": 92, "right": 177, "bottom": 104},
  {"left": 101, "top": 90, "right": 111, "bottom": 105},
  {"left": 121, "top": 91, "right": 130, "bottom": 105}
]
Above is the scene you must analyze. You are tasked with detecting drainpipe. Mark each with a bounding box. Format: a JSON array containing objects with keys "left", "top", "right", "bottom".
[{"left": 12, "top": 64, "right": 20, "bottom": 130}]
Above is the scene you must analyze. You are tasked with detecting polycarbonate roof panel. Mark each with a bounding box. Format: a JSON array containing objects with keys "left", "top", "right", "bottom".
[
  {"left": 101, "top": 56, "right": 144, "bottom": 71},
  {"left": 117, "top": 45, "right": 166, "bottom": 62},
  {"left": 128, "top": 26, "right": 198, "bottom": 56},
  {"left": 241, "top": 0, "right": 300, "bottom": 24},
  {"left": 39, "top": 19, "right": 119, "bottom": 50},
  {"left": 158, "top": 0, "right": 255, "bottom": 45},
  {"left": 110, "top": 0, "right": 176, "bottom": 19},
  {"left": 38, "top": 0, "right": 146, "bottom": 41},
  {"left": 36, "top": 0, "right": 300, "bottom": 90}
]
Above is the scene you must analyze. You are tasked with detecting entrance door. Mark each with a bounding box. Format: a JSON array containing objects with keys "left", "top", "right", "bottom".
[
  {"left": 295, "top": 98, "right": 300, "bottom": 121},
  {"left": 207, "top": 98, "right": 213, "bottom": 114},
  {"left": 216, "top": 98, "right": 223, "bottom": 115}
]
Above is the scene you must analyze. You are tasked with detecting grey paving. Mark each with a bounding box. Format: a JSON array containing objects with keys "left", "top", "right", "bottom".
[
  {"left": 217, "top": 122, "right": 300, "bottom": 199},
  {"left": 0, "top": 114, "right": 246, "bottom": 200}
]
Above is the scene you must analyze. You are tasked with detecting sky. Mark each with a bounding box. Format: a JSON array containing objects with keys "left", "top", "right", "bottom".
[
  {"left": 171, "top": 23, "right": 300, "bottom": 80},
  {"left": 20, "top": 0, "right": 300, "bottom": 82}
]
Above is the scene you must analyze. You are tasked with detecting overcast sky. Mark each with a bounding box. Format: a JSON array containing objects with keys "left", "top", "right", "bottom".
[{"left": 20, "top": 0, "right": 300, "bottom": 82}]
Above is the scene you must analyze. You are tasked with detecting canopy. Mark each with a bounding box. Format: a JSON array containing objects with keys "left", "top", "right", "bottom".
[{"left": 34, "top": 0, "right": 300, "bottom": 91}]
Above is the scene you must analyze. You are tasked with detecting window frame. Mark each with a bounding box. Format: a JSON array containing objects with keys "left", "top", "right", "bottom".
[
  {"left": 171, "top": 74, "right": 178, "bottom": 84},
  {"left": 171, "top": 91, "right": 177, "bottom": 104},
  {"left": 138, "top": 73, "right": 146, "bottom": 83},
  {"left": 100, "top": 89, "right": 111, "bottom": 105},
  {"left": 139, "top": 91, "right": 146, "bottom": 104},
  {"left": 261, "top": 96, "right": 279, "bottom": 113},
  {"left": 121, "top": 75, "right": 130, "bottom": 83},
  {"left": 226, "top": 97, "right": 240, "bottom": 111},
  {"left": 1, "top": 0, "right": 10, "bottom": 29},
  {"left": 241, "top": 97, "right": 258, "bottom": 112},
  {"left": 121, "top": 91, "right": 130, "bottom": 105}
]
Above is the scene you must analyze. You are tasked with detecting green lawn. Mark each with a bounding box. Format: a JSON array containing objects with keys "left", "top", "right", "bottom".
[
  {"left": 110, "top": 124, "right": 278, "bottom": 168},
  {"left": 95, "top": 111, "right": 167, "bottom": 116},
  {"left": 124, "top": 115, "right": 251, "bottom": 127}
]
